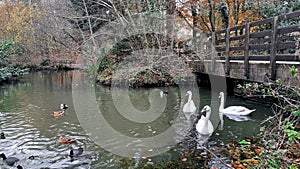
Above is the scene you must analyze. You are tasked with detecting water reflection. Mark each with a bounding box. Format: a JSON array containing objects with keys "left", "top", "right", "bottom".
[{"left": 0, "top": 71, "right": 272, "bottom": 168}]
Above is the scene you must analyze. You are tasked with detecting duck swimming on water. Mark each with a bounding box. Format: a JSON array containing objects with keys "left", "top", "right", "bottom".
[
  {"left": 58, "top": 134, "right": 76, "bottom": 144},
  {"left": 0, "top": 153, "right": 20, "bottom": 166},
  {"left": 17, "top": 165, "right": 23, "bottom": 169},
  {"left": 52, "top": 104, "right": 68, "bottom": 117},
  {"left": 159, "top": 90, "right": 168, "bottom": 98},
  {"left": 69, "top": 147, "right": 83, "bottom": 158},
  {"left": 0, "top": 132, "right": 5, "bottom": 139}
]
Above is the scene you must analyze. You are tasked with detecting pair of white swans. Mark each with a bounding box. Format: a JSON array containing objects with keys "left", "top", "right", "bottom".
[{"left": 183, "top": 91, "right": 255, "bottom": 135}]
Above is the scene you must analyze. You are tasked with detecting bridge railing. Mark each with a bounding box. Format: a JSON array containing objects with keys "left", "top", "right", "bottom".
[{"left": 204, "top": 10, "right": 300, "bottom": 80}]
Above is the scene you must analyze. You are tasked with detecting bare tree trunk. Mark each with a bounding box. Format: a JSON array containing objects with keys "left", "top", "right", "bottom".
[
  {"left": 192, "top": 5, "right": 198, "bottom": 39},
  {"left": 208, "top": 0, "right": 215, "bottom": 32},
  {"left": 82, "top": 0, "right": 96, "bottom": 48},
  {"left": 166, "top": 0, "right": 175, "bottom": 50},
  {"left": 192, "top": 5, "right": 198, "bottom": 49}
]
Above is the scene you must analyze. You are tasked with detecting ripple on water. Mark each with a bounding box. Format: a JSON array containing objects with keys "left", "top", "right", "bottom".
[{"left": 0, "top": 110, "right": 94, "bottom": 169}]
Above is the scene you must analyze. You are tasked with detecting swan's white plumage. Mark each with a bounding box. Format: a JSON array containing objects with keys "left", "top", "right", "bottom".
[
  {"left": 183, "top": 91, "right": 196, "bottom": 113},
  {"left": 224, "top": 114, "right": 253, "bottom": 121},
  {"left": 219, "top": 92, "right": 255, "bottom": 116},
  {"left": 196, "top": 105, "right": 214, "bottom": 135}
]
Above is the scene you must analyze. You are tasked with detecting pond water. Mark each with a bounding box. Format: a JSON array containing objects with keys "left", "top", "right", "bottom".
[{"left": 0, "top": 71, "right": 272, "bottom": 169}]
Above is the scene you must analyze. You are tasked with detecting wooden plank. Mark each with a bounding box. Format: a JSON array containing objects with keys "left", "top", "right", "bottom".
[
  {"left": 230, "top": 24, "right": 246, "bottom": 32},
  {"left": 225, "top": 27, "right": 230, "bottom": 76},
  {"left": 250, "top": 30, "right": 272, "bottom": 38},
  {"left": 214, "top": 55, "right": 299, "bottom": 61},
  {"left": 211, "top": 32, "right": 216, "bottom": 72},
  {"left": 215, "top": 38, "right": 226, "bottom": 44},
  {"left": 249, "top": 55, "right": 270, "bottom": 60},
  {"left": 278, "top": 10, "right": 300, "bottom": 20},
  {"left": 216, "top": 56, "right": 225, "bottom": 60},
  {"left": 229, "top": 56, "right": 244, "bottom": 60},
  {"left": 277, "top": 35, "right": 297, "bottom": 42},
  {"left": 270, "top": 16, "right": 279, "bottom": 80},
  {"left": 214, "top": 55, "right": 270, "bottom": 61},
  {"left": 278, "top": 25, "right": 300, "bottom": 34},
  {"left": 277, "top": 41, "right": 297, "bottom": 50},
  {"left": 217, "top": 56, "right": 244, "bottom": 60},
  {"left": 230, "top": 46, "right": 245, "bottom": 51},
  {"left": 244, "top": 24, "right": 250, "bottom": 79},
  {"left": 276, "top": 54, "right": 300, "bottom": 61},
  {"left": 215, "top": 47, "right": 226, "bottom": 51},
  {"left": 248, "top": 54, "right": 299, "bottom": 61},
  {"left": 250, "top": 38, "right": 271, "bottom": 44},
  {"left": 250, "top": 18, "right": 273, "bottom": 27},
  {"left": 249, "top": 44, "right": 270, "bottom": 50},
  {"left": 230, "top": 35, "right": 245, "bottom": 41},
  {"left": 216, "top": 55, "right": 269, "bottom": 61}
]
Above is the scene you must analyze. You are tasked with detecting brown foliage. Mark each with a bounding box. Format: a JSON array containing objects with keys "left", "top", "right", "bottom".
[
  {"left": 0, "top": 0, "right": 40, "bottom": 41},
  {"left": 177, "top": 0, "right": 262, "bottom": 32}
]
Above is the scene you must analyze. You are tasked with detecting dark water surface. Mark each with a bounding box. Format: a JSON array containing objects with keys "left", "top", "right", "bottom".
[{"left": 0, "top": 71, "right": 272, "bottom": 168}]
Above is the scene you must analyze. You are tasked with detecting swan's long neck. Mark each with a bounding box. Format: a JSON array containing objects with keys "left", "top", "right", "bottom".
[
  {"left": 219, "top": 95, "right": 225, "bottom": 113},
  {"left": 219, "top": 112, "right": 224, "bottom": 130},
  {"left": 187, "top": 94, "right": 192, "bottom": 103},
  {"left": 206, "top": 110, "right": 211, "bottom": 121}
]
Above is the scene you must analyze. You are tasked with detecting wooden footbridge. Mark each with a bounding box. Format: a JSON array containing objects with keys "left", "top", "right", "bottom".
[{"left": 188, "top": 11, "right": 300, "bottom": 83}]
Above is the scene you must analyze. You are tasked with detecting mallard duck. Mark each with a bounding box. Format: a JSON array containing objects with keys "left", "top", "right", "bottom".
[
  {"left": 58, "top": 135, "right": 76, "bottom": 144},
  {"left": 0, "top": 153, "right": 20, "bottom": 166},
  {"left": 28, "top": 155, "right": 35, "bottom": 160},
  {"left": 219, "top": 92, "right": 255, "bottom": 116},
  {"left": 196, "top": 105, "right": 214, "bottom": 136},
  {"left": 159, "top": 90, "right": 168, "bottom": 98},
  {"left": 69, "top": 147, "right": 83, "bottom": 158},
  {"left": 17, "top": 165, "right": 23, "bottom": 169},
  {"left": 60, "top": 104, "right": 68, "bottom": 110},
  {"left": 52, "top": 110, "right": 64, "bottom": 117},
  {"left": 0, "top": 132, "right": 5, "bottom": 139},
  {"left": 51, "top": 104, "right": 68, "bottom": 117}
]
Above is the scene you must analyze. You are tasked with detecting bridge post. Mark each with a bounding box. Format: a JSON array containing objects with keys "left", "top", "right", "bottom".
[
  {"left": 244, "top": 24, "right": 250, "bottom": 79},
  {"left": 225, "top": 27, "right": 230, "bottom": 76},
  {"left": 211, "top": 32, "right": 216, "bottom": 72},
  {"left": 270, "top": 16, "right": 279, "bottom": 80}
]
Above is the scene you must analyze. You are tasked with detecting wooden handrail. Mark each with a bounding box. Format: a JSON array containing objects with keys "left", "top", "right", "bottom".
[{"left": 206, "top": 10, "right": 300, "bottom": 80}]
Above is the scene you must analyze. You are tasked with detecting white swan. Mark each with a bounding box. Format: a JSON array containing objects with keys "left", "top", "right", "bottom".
[
  {"left": 225, "top": 114, "right": 254, "bottom": 121},
  {"left": 196, "top": 105, "right": 214, "bottom": 135},
  {"left": 219, "top": 92, "right": 255, "bottom": 116},
  {"left": 183, "top": 91, "right": 196, "bottom": 113}
]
